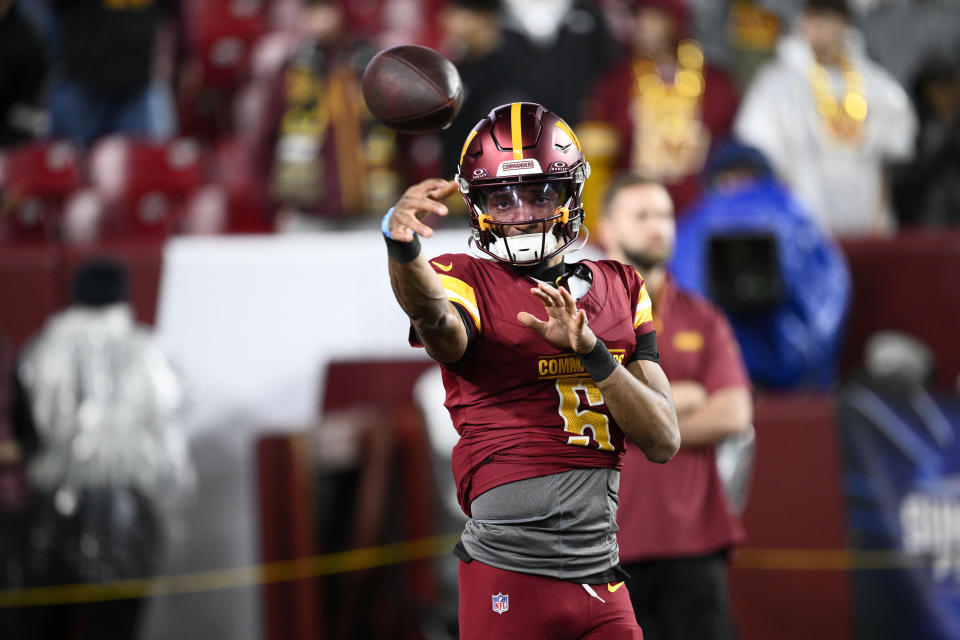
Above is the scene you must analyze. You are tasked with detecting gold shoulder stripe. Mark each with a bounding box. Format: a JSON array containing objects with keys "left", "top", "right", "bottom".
[
  {"left": 459, "top": 129, "right": 478, "bottom": 166},
  {"left": 555, "top": 120, "right": 582, "bottom": 151},
  {"left": 438, "top": 273, "right": 481, "bottom": 331},
  {"left": 634, "top": 283, "right": 653, "bottom": 329},
  {"left": 511, "top": 102, "right": 523, "bottom": 159}
]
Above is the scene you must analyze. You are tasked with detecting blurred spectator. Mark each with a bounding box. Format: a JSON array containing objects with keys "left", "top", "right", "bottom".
[
  {"left": 437, "top": 0, "right": 618, "bottom": 188},
  {"left": 860, "top": 0, "right": 960, "bottom": 89},
  {"left": 248, "top": 0, "right": 404, "bottom": 229},
  {"left": 438, "top": 0, "right": 519, "bottom": 176},
  {"left": 499, "top": 0, "right": 620, "bottom": 122},
  {"left": 671, "top": 140, "right": 851, "bottom": 389},
  {"left": 734, "top": 0, "right": 916, "bottom": 236},
  {"left": 47, "top": 0, "right": 176, "bottom": 148},
  {"left": 720, "top": 0, "right": 784, "bottom": 89},
  {"left": 0, "top": 0, "right": 48, "bottom": 147},
  {"left": 12, "top": 259, "right": 194, "bottom": 640},
  {"left": 599, "top": 176, "right": 753, "bottom": 640},
  {"left": 581, "top": 0, "right": 739, "bottom": 221},
  {"left": 892, "top": 57, "right": 960, "bottom": 228}
]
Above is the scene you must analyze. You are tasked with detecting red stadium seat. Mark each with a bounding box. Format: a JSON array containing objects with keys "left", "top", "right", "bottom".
[
  {"left": 87, "top": 137, "right": 208, "bottom": 239},
  {"left": 183, "top": 184, "right": 271, "bottom": 235},
  {"left": 61, "top": 189, "right": 106, "bottom": 246},
  {"left": 0, "top": 141, "right": 81, "bottom": 244}
]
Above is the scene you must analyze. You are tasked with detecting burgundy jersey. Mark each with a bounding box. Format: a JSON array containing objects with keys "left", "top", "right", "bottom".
[
  {"left": 618, "top": 275, "right": 750, "bottom": 561},
  {"left": 411, "top": 253, "right": 655, "bottom": 516}
]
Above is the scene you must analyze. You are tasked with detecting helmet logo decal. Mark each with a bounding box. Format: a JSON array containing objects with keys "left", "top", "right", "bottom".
[
  {"left": 511, "top": 102, "right": 524, "bottom": 160},
  {"left": 548, "top": 161, "right": 568, "bottom": 172},
  {"left": 555, "top": 120, "right": 582, "bottom": 151},
  {"left": 472, "top": 167, "right": 490, "bottom": 178},
  {"left": 496, "top": 159, "right": 542, "bottom": 176}
]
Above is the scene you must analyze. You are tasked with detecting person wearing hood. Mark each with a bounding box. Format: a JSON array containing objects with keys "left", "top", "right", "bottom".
[
  {"left": 734, "top": 0, "right": 916, "bottom": 236},
  {"left": 671, "top": 140, "right": 851, "bottom": 389}
]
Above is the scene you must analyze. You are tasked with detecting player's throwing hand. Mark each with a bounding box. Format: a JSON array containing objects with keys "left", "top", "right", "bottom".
[
  {"left": 518, "top": 282, "right": 598, "bottom": 355},
  {"left": 386, "top": 178, "right": 458, "bottom": 242}
]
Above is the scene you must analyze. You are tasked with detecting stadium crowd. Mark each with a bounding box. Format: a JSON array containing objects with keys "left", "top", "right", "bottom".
[{"left": 1, "top": 0, "right": 960, "bottom": 242}]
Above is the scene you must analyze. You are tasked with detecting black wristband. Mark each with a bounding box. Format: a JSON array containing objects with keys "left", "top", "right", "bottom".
[
  {"left": 384, "top": 233, "right": 421, "bottom": 263},
  {"left": 578, "top": 339, "right": 618, "bottom": 383}
]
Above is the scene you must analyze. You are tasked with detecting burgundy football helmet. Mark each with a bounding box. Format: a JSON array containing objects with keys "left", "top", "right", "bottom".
[{"left": 456, "top": 102, "right": 590, "bottom": 265}]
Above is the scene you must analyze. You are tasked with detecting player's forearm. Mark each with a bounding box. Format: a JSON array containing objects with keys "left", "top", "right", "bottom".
[
  {"left": 388, "top": 251, "right": 447, "bottom": 323},
  {"left": 388, "top": 255, "right": 467, "bottom": 363},
  {"left": 598, "top": 364, "right": 680, "bottom": 463},
  {"left": 677, "top": 387, "right": 753, "bottom": 448}
]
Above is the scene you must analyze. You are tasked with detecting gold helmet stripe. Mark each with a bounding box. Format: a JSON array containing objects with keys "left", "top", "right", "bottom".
[
  {"left": 555, "top": 120, "right": 582, "bottom": 151},
  {"left": 511, "top": 102, "right": 523, "bottom": 159},
  {"left": 459, "top": 128, "right": 478, "bottom": 166}
]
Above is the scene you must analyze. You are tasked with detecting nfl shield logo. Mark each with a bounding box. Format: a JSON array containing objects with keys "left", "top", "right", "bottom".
[{"left": 491, "top": 593, "right": 509, "bottom": 614}]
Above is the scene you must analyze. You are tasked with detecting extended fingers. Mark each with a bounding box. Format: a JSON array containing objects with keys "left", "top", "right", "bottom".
[
  {"left": 414, "top": 177, "right": 453, "bottom": 197},
  {"left": 399, "top": 195, "right": 448, "bottom": 218},
  {"left": 534, "top": 282, "right": 565, "bottom": 306},
  {"left": 390, "top": 215, "right": 432, "bottom": 239},
  {"left": 392, "top": 198, "right": 448, "bottom": 238},
  {"left": 531, "top": 286, "right": 555, "bottom": 307},
  {"left": 557, "top": 285, "right": 578, "bottom": 314},
  {"left": 426, "top": 178, "right": 459, "bottom": 200},
  {"left": 533, "top": 283, "right": 578, "bottom": 318}
]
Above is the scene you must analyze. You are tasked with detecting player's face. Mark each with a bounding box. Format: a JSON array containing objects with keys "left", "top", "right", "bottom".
[
  {"left": 606, "top": 184, "right": 675, "bottom": 271},
  {"left": 478, "top": 182, "right": 566, "bottom": 236}
]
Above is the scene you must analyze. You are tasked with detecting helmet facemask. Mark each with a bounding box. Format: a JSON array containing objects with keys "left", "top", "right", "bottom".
[{"left": 459, "top": 167, "right": 589, "bottom": 266}]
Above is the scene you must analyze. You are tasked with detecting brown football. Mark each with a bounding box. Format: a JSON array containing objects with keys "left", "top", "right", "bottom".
[{"left": 361, "top": 45, "right": 463, "bottom": 134}]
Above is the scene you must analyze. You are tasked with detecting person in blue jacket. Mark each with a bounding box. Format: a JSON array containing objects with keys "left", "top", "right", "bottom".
[{"left": 671, "top": 140, "right": 851, "bottom": 389}]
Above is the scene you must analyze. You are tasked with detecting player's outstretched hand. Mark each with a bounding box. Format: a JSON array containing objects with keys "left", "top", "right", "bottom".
[
  {"left": 387, "top": 178, "right": 458, "bottom": 242},
  {"left": 518, "top": 282, "right": 598, "bottom": 355}
]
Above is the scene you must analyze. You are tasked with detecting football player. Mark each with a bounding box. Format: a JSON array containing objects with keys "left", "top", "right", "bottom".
[{"left": 383, "top": 102, "right": 680, "bottom": 639}]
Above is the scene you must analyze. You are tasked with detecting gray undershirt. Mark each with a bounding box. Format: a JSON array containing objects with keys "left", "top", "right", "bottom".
[{"left": 461, "top": 468, "right": 622, "bottom": 582}]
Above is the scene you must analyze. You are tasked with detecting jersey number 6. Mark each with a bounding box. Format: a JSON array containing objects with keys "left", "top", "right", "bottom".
[{"left": 556, "top": 378, "right": 613, "bottom": 451}]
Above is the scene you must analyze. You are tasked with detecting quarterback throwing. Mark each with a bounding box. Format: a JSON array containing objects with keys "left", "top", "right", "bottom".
[{"left": 383, "top": 102, "right": 680, "bottom": 639}]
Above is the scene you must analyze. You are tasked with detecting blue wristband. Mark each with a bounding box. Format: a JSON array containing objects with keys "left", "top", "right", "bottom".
[
  {"left": 382, "top": 206, "right": 422, "bottom": 263},
  {"left": 381, "top": 207, "right": 399, "bottom": 240}
]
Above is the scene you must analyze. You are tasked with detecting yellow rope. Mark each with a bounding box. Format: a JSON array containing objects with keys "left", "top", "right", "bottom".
[
  {"left": 0, "top": 532, "right": 461, "bottom": 608},
  {"left": 0, "top": 540, "right": 929, "bottom": 608},
  {"left": 733, "top": 547, "right": 924, "bottom": 571}
]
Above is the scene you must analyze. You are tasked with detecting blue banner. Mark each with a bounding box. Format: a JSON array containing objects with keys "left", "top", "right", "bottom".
[{"left": 838, "top": 386, "right": 960, "bottom": 640}]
